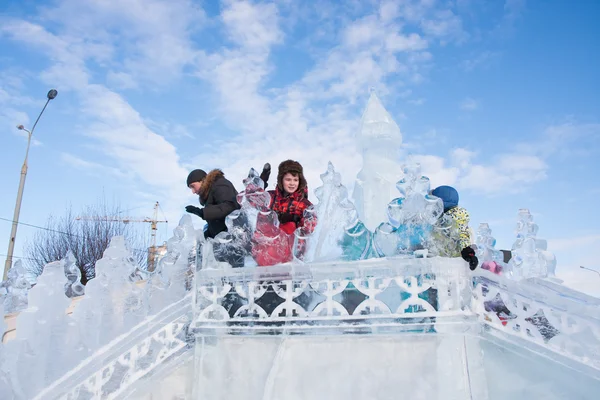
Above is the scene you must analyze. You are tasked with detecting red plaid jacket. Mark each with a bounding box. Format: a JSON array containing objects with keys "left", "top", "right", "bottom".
[{"left": 268, "top": 186, "right": 315, "bottom": 231}]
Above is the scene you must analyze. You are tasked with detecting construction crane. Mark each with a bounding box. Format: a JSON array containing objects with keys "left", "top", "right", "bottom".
[{"left": 75, "top": 201, "right": 168, "bottom": 271}]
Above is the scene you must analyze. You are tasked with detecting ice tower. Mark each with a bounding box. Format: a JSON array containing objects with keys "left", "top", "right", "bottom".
[{"left": 353, "top": 91, "right": 404, "bottom": 231}]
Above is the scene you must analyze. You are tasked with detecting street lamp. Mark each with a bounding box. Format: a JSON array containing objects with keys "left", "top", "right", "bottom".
[
  {"left": 3, "top": 89, "right": 58, "bottom": 280},
  {"left": 580, "top": 265, "right": 600, "bottom": 278}
]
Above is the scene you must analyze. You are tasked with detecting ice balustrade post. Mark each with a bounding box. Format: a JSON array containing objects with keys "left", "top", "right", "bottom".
[
  {"left": 509, "top": 209, "right": 557, "bottom": 280},
  {"left": 374, "top": 163, "right": 443, "bottom": 257},
  {"left": 474, "top": 223, "right": 508, "bottom": 274}
]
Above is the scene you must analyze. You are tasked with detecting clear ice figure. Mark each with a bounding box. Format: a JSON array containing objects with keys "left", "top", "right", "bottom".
[
  {"left": 474, "top": 223, "right": 507, "bottom": 275},
  {"left": 63, "top": 251, "right": 85, "bottom": 298},
  {"left": 304, "top": 162, "right": 367, "bottom": 262},
  {"left": 509, "top": 209, "right": 557, "bottom": 280},
  {"left": 3, "top": 260, "right": 31, "bottom": 314}
]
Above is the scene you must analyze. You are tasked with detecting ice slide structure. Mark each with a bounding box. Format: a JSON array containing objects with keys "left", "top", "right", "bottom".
[{"left": 1, "top": 93, "right": 599, "bottom": 399}]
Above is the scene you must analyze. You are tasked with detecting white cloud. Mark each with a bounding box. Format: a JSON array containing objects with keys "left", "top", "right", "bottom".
[
  {"left": 409, "top": 98, "right": 426, "bottom": 105},
  {"left": 462, "top": 51, "right": 501, "bottom": 71},
  {"left": 61, "top": 153, "right": 130, "bottom": 179},
  {"left": 409, "top": 154, "right": 460, "bottom": 188},
  {"left": 459, "top": 154, "right": 547, "bottom": 194},
  {"left": 494, "top": 0, "right": 526, "bottom": 36},
  {"left": 405, "top": 147, "right": 547, "bottom": 195},
  {"left": 106, "top": 71, "right": 138, "bottom": 90},
  {"left": 222, "top": 0, "right": 283, "bottom": 50},
  {"left": 385, "top": 33, "right": 429, "bottom": 52},
  {"left": 548, "top": 234, "right": 600, "bottom": 253},
  {"left": 460, "top": 97, "right": 479, "bottom": 110},
  {"left": 79, "top": 85, "right": 188, "bottom": 189},
  {"left": 451, "top": 148, "right": 476, "bottom": 169},
  {"left": 38, "top": 0, "right": 206, "bottom": 86},
  {"left": 379, "top": 0, "right": 400, "bottom": 23},
  {"left": 421, "top": 9, "right": 468, "bottom": 44}
]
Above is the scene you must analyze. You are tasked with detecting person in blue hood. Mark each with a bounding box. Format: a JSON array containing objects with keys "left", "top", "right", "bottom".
[{"left": 431, "top": 185, "right": 478, "bottom": 269}]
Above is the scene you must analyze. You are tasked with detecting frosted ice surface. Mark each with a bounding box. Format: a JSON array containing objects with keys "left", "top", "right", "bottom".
[
  {"left": 70, "top": 236, "right": 144, "bottom": 351},
  {"left": 353, "top": 92, "right": 404, "bottom": 231},
  {"left": 195, "top": 335, "right": 487, "bottom": 400},
  {"left": 3, "top": 260, "right": 31, "bottom": 314},
  {"left": 147, "top": 214, "right": 196, "bottom": 308}
]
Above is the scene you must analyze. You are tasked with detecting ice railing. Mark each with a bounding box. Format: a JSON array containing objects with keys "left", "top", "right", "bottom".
[
  {"left": 472, "top": 271, "right": 600, "bottom": 371},
  {"left": 33, "top": 295, "right": 192, "bottom": 400},
  {"left": 0, "top": 215, "right": 198, "bottom": 400},
  {"left": 192, "top": 257, "right": 473, "bottom": 335},
  {"left": 192, "top": 259, "right": 600, "bottom": 372}
]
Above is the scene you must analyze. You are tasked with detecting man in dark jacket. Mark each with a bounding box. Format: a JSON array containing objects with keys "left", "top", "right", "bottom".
[{"left": 185, "top": 168, "right": 241, "bottom": 239}]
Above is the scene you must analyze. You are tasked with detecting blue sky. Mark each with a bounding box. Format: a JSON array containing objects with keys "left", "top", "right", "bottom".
[{"left": 1, "top": 0, "right": 599, "bottom": 296}]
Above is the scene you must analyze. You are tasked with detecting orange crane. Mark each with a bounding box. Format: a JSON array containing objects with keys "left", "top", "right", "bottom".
[{"left": 75, "top": 201, "right": 168, "bottom": 271}]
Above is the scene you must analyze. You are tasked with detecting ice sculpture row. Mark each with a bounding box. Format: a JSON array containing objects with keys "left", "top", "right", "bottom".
[{"left": 202, "top": 161, "right": 558, "bottom": 284}]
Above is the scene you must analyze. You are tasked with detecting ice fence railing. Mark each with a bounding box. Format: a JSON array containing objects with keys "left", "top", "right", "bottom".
[
  {"left": 192, "top": 258, "right": 600, "bottom": 371},
  {"left": 472, "top": 271, "right": 600, "bottom": 372},
  {"left": 192, "top": 256, "right": 473, "bottom": 335},
  {"left": 0, "top": 215, "right": 197, "bottom": 400}
]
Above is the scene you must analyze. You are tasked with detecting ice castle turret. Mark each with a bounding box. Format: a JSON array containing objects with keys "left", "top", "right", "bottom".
[{"left": 353, "top": 91, "right": 404, "bottom": 231}]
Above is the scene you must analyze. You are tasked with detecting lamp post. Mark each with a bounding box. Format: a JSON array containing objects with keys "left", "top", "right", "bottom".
[
  {"left": 3, "top": 89, "right": 58, "bottom": 280},
  {"left": 580, "top": 265, "right": 600, "bottom": 278}
]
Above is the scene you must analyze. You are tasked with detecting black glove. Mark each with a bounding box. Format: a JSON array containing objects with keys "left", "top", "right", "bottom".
[
  {"left": 278, "top": 213, "right": 301, "bottom": 225},
  {"left": 461, "top": 246, "right": 479, "bottom": 271},
  {"left": 185, "top": 205, "right": 204, "bottom": 219},
  {"left": 260, "top": 163, "right": 271, "bottom": 189}
]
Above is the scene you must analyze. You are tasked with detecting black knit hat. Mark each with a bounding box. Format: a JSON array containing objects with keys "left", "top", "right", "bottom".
[{"left": 186, "top": 169, "right": 207, "bottom": 186}]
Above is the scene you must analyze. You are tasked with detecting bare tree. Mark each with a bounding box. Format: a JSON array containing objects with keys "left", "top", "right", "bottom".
[{"left": 24, "top": 199, "right": 151, "bottom": 285}]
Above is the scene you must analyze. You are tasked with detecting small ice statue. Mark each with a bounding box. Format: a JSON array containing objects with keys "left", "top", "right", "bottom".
[
  {"left": 236, "top": 168, "right": 272, "bottom": 234},
  {"left": 304, "top": 162, "right": 372, "bottom": 262},
  {"left": 475, "top": 223, "right": 507, "bottom": 275},
  {"left": 374, "top": 163, "right": 443, "bottom": 256},
  {"left": 63, "top": 251, "right": 85, "bottom": 298},
  {"left": 509, "top": 209, "right": 557, "bottom": 280},
  {"left": 3, "top": 260, "right": 31, "bottom": 314}
]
